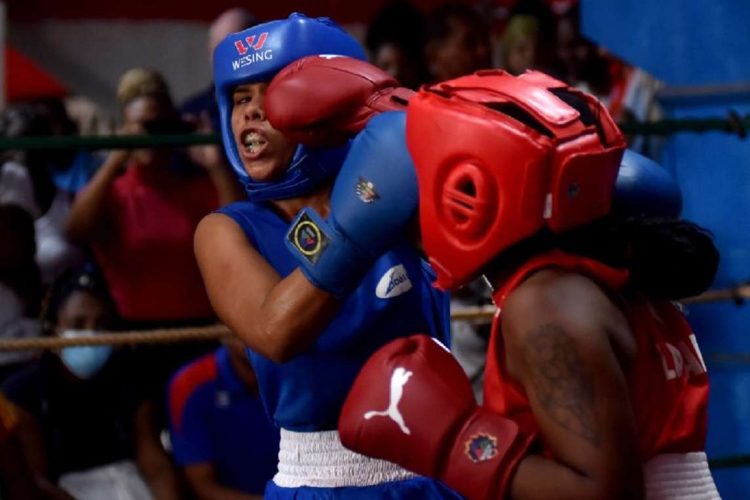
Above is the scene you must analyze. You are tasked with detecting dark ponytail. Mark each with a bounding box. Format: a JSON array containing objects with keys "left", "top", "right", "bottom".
[
  {"left": 486, "top": 216, "right": 720, "bottom": 301},
  {"left": 558, "top": 216, "right": 720, "bottom": 300}
]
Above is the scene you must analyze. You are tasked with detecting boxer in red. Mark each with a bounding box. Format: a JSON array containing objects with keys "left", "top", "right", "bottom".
[{"left": 332, "top": 70, "right": 722, "bottom": 499}]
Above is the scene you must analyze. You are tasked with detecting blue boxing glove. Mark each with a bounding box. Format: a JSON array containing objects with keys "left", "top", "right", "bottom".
[
  {"left": 285, "top": 112, "right": 417, "bottom": 298},
  {"left": 614, "top": 150, "right": 683, "bottom": 218}
]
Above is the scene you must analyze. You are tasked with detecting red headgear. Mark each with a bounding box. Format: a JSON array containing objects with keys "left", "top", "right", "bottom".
[{"left": 407, "top": 70, "right": 626, "bottom": 290}]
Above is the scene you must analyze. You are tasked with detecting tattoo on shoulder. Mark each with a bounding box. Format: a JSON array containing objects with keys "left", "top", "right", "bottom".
[{"left": 522, "top": 324, "right": 600, "bottom": 447}]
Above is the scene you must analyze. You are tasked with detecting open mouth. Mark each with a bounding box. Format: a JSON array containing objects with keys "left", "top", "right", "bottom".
[{"left": 240, "top": 130, "right": 268, "bottom": 158}]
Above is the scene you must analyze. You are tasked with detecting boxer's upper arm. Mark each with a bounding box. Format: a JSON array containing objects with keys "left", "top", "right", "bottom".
[
  {"left": 195, "top": 213, "right": 339, "bottom": 362},
  {"left": 502, "top": 270, "right": 643, "bottom": 499}
]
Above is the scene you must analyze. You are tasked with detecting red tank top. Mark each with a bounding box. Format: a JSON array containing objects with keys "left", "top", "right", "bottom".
[
  {"left": 483, "top": 251, "right": 709, "bottom": 460},
  {"left": 92, "top": 165, "right": 217, "bottom": 322}
]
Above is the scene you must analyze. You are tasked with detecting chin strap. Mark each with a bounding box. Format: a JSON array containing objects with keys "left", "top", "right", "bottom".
[{"left": 243, "top": 142, "right": 351, "bottom": 201}]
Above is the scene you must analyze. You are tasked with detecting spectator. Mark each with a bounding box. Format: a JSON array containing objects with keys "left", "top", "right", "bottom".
[
  {"left": 0, "top": 102, "right": 60, "bottom": 215},
  {"left": 0, "top": 202, "right": 42, "bottom": 380},
  {"left": 66, "top": 68, "right": 242, "bottom": 325},
  {"left": 66, "top": 68, "right": 243, "bottom": 446},
  {"left": 499, "top": 0, "right": 560, "bottom": 76},
  {"left": 554, "top": 5, "right": 612, "bottom": 98},
  {"left": 30, "top": 99, "right": 95, "bottom": 285},
  {"left": 0, "top": 101, "right": 80, "bottom": 379},
  {"left": 168, "top": 336, "right": 279, "bottom": 499},
  {"left": 425, "top": 3, "right": 492, "bottom": 82},
  {"left": 65, "top": 95, "right": 115, "bottom": 136},
  {"left": 180, "top": 7, "right": 258, "bottom": 132},
  {"left": 2, "top": 266, "right": 181, "bottom": 500},
  {"left": 0, "top": 101, "right": 93, "bottom": 286},
  {"left": 500, "top": 15, "right": 540, "bottom": 75},
  {"left": 365, "top": 1, "right": 430, "bottom": 89}
]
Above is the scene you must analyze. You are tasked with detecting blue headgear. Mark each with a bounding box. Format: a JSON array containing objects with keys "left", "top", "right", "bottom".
[
  {"left": 614, "top": 150, "right": 683, "bottom": 218},
  {"left": 213, "top": 13, "right": 367, "bottom": 200}
]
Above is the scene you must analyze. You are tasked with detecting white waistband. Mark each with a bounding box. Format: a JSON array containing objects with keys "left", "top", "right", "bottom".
[
  {"left": 644, "top": 452, "right": 721, "bottom": 499},
  {"left": 272, "top": 428, "right": 416, "bottom": 488}
]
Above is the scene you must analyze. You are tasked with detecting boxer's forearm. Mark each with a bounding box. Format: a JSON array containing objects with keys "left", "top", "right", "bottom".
[
  {"left": 242, "top": 268, "right": 340, "bottom": 363},
  {"left": 510, "top": 455, "right": 643, "bottom": 500},
  {"left": 65, "top": 152, "right": 124, "bottom": 242}
]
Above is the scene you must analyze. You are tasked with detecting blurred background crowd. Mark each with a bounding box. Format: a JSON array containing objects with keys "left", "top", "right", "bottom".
[{"left": 0, "top": 0, "right": 708, "bottom": 498}]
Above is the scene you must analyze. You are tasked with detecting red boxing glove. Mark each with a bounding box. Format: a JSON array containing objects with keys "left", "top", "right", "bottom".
[
  {"left": 339, "top": 335, "right": 534, "bottom": 500},
  {"left": 266, "top": 55, "right": 413, "bottom": 146}
]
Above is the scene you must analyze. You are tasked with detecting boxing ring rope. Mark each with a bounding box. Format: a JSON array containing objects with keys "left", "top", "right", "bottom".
[
  {"left": 0, "top": 324, "right": 232, "bottom": 351},
  {"left": 682, "top": 282, "right": 750, "bottom": 306},
  {"left": 0, "top": 281, "right": 748, "bottom": 352},
  {"left": 0, "top": 132, "right": 218, "bottom": 150},
  {"left": 1, "top": 109, "right": 750, "bottom": 152}
]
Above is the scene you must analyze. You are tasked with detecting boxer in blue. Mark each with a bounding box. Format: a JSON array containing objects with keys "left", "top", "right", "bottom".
[{"left": 194, "top": 13, "right": 460, "bottom": 499}]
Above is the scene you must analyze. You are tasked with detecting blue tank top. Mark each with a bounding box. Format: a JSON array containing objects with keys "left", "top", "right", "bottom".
[{"left": 217, "top": 201, "right": 450, "bottom": 431}]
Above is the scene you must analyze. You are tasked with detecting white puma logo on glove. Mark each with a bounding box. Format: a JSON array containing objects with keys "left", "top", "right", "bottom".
[{"left": 364, "top": 367, "right": 413, "bottom": 435}]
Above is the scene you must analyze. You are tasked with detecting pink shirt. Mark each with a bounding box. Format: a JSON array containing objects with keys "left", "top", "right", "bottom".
[{"left": 92, "top": 165, "right": 217, "bottom": 322}]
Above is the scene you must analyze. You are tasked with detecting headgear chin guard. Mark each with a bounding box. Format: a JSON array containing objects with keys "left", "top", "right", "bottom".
[
  {"left": 407, "top": 70, "right": 626, "bottom": 290},
  {"left": 213, "top": 13, "right": 367, "bottom": 200}
]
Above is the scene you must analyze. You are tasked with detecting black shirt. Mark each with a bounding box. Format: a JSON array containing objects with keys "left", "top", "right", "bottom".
[{"left": 2, "top": 350, "right": 145, "bottom": 479}]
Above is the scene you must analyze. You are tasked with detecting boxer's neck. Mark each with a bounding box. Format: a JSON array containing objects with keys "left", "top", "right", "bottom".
[{"left": 269, "top": 182, "right": 332, "bottom": 223}]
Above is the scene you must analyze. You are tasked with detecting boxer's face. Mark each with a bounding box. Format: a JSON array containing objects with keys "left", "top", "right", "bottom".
[{"left": 231, "top": 82, "right": 296, "bottom": 182}]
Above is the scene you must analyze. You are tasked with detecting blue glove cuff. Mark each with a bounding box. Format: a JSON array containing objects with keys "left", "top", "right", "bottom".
[{"left": 285, "top": 207, "right": 372, "bottom": 299}]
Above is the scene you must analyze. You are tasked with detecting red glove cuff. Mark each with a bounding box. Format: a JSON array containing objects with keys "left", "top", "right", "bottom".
[{"left": 443, "top": 408, "right": 535, "bottom": 500}]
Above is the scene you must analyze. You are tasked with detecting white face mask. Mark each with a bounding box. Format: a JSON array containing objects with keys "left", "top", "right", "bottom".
[{"left": 58, "top": 330, "right": 113, "bottom": 379}]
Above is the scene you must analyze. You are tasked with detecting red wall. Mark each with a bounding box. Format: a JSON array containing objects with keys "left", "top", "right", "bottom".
[{"left": 7, "top": 0, "right": 489, "bottom": 23}]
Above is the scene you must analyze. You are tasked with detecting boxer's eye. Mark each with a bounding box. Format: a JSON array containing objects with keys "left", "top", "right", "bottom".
[{"left": 234, "top": 94, "right": 252, "bottom": 105}]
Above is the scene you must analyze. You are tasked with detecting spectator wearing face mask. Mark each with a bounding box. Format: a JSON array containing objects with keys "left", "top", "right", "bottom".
[
  {"left": 65, "top": 69, "right": 245, "bottom": 421},
  {"left": 0, "top": 102, "right": 82, "bottom": 382},
  {"left": 2, "top": 266, "right": 182, "bottom": 500}
]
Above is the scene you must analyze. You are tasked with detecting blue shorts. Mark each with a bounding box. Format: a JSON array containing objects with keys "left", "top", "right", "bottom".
[{"left": 264, "top": 477, "right": 463, "bottom": 499}]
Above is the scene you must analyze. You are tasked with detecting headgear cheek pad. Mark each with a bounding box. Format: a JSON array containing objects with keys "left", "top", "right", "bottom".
[
  {"left": 213, "top": 13, "right": 367, "bottom": 200},
  {"left": 407, "top": 70, "right": 627, "bottom": 290}
]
